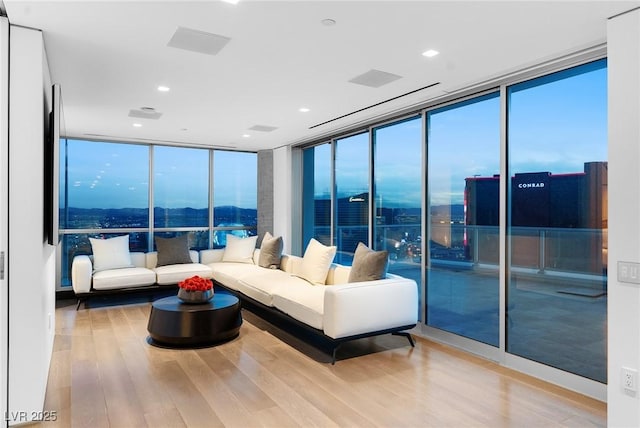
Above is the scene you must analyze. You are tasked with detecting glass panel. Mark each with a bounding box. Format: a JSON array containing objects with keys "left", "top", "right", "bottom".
[
  {"left": 63, "top": 140, "right": 149, "bottom": 228},
  {"left": 426, "top": 93, "right": 501, "bottom": 346},
  {"left": 507, "top": 59, "right": 607, "bottom": 382},
  {"left": 212, "top": 151, "right": 257, "bottom": 245},
  {"left": 154, "top": 146, "right": 209, "bottom": 228},
  {"left": 373, "top": 116, "right": 422, "bottom": 314},
  {"left": 334, "top": 132, "right": 369, "bottom": 265},
  {"left": 302, "top": 143, "right": 332, "bottom": 248}
]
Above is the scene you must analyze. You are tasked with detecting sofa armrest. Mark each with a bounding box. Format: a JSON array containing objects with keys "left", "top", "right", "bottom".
[
  {"left": 200, "top": 249, "right": 225, "bottom": 264},
  {"left": 280, "top": 254, "right": 303, "bottom": 275},
  {"left": 130, "top": 252, "right": 147, "bottom": 268},
  {"left": 71, "top": 255, "right": 93, "bottom": 294},
  {"left": 323, "top": 276, "right": 418, "bottom": 339}
]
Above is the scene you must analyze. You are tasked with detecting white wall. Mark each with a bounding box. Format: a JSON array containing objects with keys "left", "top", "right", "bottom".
[
  {"left": 7, "top": 25, "right": 55, "bottom": 425},
  {"left": 0, "top": 16, "right": 9, "bottom": 428},
  {"left": 607, "top": 9, "right": 640, "bottom": 427},
  {"left": 273, "top": 146, "right": 293, "bottom": 254}
]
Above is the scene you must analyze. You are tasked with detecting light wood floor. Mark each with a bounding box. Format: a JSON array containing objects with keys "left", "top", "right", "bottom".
[{"left": 40, "top": 299, "right": 606, "bottom": 428}]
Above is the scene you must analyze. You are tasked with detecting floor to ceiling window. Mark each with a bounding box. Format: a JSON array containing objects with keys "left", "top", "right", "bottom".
[
  {"left": 372, "top": 116, "right": 423, "bottom": 312},
  {"left": 507, "top": 59, "right": 607, "bottom": 382},
  {"left": 59, "top": 140, "right": 150, "bottom": 287},
  {"left": 212, "top": 150, "right": 258, "bottom": 246},
  {"left": 302, "top": 142, "right": 332, "bottom": 248},
  {"left": 153, "top": 145, "right": 209, "bottom": 248},
  {"left": 426, "top": 93, "right": 501, "bottom": 346},
  {"left": 334, "top": 132, "right": 369, "bottom": 265},
  {"left": 59, "top": 139, "right": 257, "bottom": 288}
]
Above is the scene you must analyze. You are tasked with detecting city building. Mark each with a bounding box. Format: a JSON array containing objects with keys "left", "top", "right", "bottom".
[{"left": 0, "top": 1, "right": 639, "bottom": 427}]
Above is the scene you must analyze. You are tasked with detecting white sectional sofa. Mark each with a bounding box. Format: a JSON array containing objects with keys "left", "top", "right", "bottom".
[{"left": 200, "top": 246, "right": 418, "bottom": 362}]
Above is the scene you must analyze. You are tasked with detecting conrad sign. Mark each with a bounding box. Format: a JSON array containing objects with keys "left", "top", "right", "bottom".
[{"left": 518, "top": 182, "right": 546, "bottom": 189}]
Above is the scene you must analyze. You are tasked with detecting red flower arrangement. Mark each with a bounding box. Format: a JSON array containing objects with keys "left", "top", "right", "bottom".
[{"left": 178, "top": 275, "right": 213, "bottom": 292}]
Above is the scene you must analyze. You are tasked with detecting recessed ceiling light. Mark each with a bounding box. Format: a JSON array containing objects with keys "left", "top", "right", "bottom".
[
  {"left": 158, "top": 86, "right": 170, "bottom": 92},
  {"left": 299, "top": 107, "right": 310, "bottom": 113},
  {"left": 133, "top": 123, "right": 142, "bottom": 128},
  {"left": 422, "top": 49, "right": 440, "bottom": 58},
  {"left": 242, "top": 134, "right": 251, "bottom": 138},
  {"left": 140, "top": 106, "right": 156, "bottom": 112},
  {"left": 222, "top": 0, "right": 240, "bottom": 4},
  {"left": 321, "top": 18, "right": 336, "bottom": 26},
  {"left": 180, "top": 128, "right": 188, "bottom": 131}
]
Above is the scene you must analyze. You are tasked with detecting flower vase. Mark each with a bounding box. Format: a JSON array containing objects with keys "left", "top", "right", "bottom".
[{"left": 177, "top": 288, "right": 214, "bottom": 304}]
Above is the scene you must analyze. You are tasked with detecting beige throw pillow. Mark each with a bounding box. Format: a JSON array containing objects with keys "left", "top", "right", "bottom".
[
  {"left": 258, "top": 232, "right": 283, "bottom": 269},
  {"left": 298, "top": 238, "right": 337, "bottom": 285},
  {"left": 89, "top": 234, "right": 133, "bottom": 272},
  {"left": 222, "top": 234, "right": 258, "bottom": 264},
  {"left": 348, "top": 242, "right": 389, "bottom": 283}
]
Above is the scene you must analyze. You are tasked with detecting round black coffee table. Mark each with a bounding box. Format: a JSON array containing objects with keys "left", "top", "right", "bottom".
[{"left": 147, "top": 291, "right": 242, "bottom": 347}]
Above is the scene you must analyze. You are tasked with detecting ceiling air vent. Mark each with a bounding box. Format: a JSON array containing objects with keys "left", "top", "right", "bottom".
[
  {"left": 128, "top": 109, "right": 162, "bottom": 120},
  {"left": 348, "top": 69, "right": 402, "bottom": 88},
  {"left": 168, "top": 26, "right": 231, "bottom": 56},
  {"left": 248, "top": 125, "right": 278, "bottom": 132}
]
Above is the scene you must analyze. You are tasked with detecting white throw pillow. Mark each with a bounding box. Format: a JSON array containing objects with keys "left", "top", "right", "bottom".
[
  {"left": 89, "top": 235, "right": 133, "bottom": 272},
  {"left": 222, "top": 234, "right": 258, "bottom": 264},
  {"left": 298, "top": 238, "right": 337, "bottom": 285}
]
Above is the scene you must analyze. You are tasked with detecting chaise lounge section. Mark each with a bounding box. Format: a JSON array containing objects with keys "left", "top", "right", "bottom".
[{"left": 200, "top": 235, "right": 419, "bottom": 363}]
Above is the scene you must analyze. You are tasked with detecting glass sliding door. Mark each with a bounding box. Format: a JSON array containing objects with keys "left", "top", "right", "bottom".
[
  {"left": 506, "top": 59, "right": 607, "bottom": 382},
  {"left": 373, "top": 116, "right": 422, "bottom": 311},
  {"left": 334, "top": 132, "right": 369, "bottom": 265},
  {"left": 302, "top": 143, "right": 332, "bottom": 248},
  {"left": 426, "top": 93, "right": 501, "bottom": 346}
]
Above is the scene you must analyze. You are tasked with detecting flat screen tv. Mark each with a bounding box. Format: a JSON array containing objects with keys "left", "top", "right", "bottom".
[{"left": 45, "top": 83, "right": 61, "bottom": 246}]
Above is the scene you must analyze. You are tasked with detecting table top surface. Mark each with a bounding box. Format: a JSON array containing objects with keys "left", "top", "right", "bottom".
[{"left": 152, "top": 292, "right": 239, "bottom": 313}]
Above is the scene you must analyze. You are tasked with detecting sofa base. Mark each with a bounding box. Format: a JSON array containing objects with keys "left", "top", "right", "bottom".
[
  {"left": 75, "top": 284, "right": 177, "bottom": 310},
  {"left": 214, "top": 281, "right": 415, "bottom": 364}
]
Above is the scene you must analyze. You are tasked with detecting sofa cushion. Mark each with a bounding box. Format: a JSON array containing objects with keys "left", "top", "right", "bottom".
[
  {"left": 154, "top": 263, "right": 213, "bottom": 285},
  {"left": 235, "top": 269, "right": 307, "bottom": 307},
  {"left": 89, "top": 234, "right": 133, "bottom": 272},
  {"left": 297, "top": 238, "right": 336, "bottom": 285},
  {"left": 258, "top": 232, "right": 283, "bottom": 269},
  {"left": 92, "top": 267, "right": 156, "bottom": 291},
  {"left": 222, "top": 234, "right": 258, "bottom": 264},
  {"left": 155, "top": 235, "right": 192, "bottom": 267},
  {"left": 209, "top": 262, "right": 265, "bottom": 292},
  {"left": 272, "top": 282, "right": 326, "bottom": 330},
  {"left": 348, "top": 242, "right": 389, "bottom": 283}
]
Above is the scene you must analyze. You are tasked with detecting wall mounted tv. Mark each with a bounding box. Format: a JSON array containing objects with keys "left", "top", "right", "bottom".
[{"left": 45, "top": 83, "right": 62, "bottom": 246}]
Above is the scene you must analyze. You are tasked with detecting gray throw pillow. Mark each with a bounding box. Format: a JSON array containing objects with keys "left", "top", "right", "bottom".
[
  {"left": 348, "top": 242, "right": 389, "bottom": 283},
  {"left": 258, "top": 232, "right": 283, "bottom": 269},
  {"left": 155, "top": 234, "right": 192, "bottom": 267}
]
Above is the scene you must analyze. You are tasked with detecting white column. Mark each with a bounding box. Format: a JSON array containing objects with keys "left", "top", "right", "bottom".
[
  {"left": 273, "top": 146, "right": 293, "bottom": 254},
  {"left": 607, "top": 9, "right": 640, "bottom": 427}
]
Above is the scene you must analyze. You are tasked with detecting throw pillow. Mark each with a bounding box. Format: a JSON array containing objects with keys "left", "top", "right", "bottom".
[
  {"left": 348, "top": 242, "right": 389, "bottom": 283},
  {"left": 89, "top": 234, "right": 133, "bottom": 272},
  {"left": 155, "top": 234, "right": 193, "bottom": 267},
  {"left": 298, "top": 238, "right": 337, "bottom": 285},
  {"left": 222, "top": 234, "right": 258, "bottom": 264},
  {"left": 258, "top": 232, "right": 283, "bottom": 269}
]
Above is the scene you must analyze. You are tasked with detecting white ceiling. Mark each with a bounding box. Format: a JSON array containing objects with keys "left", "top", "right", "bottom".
[{"left": 3, "top": 0, "right": 638, "bottom": 151}]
